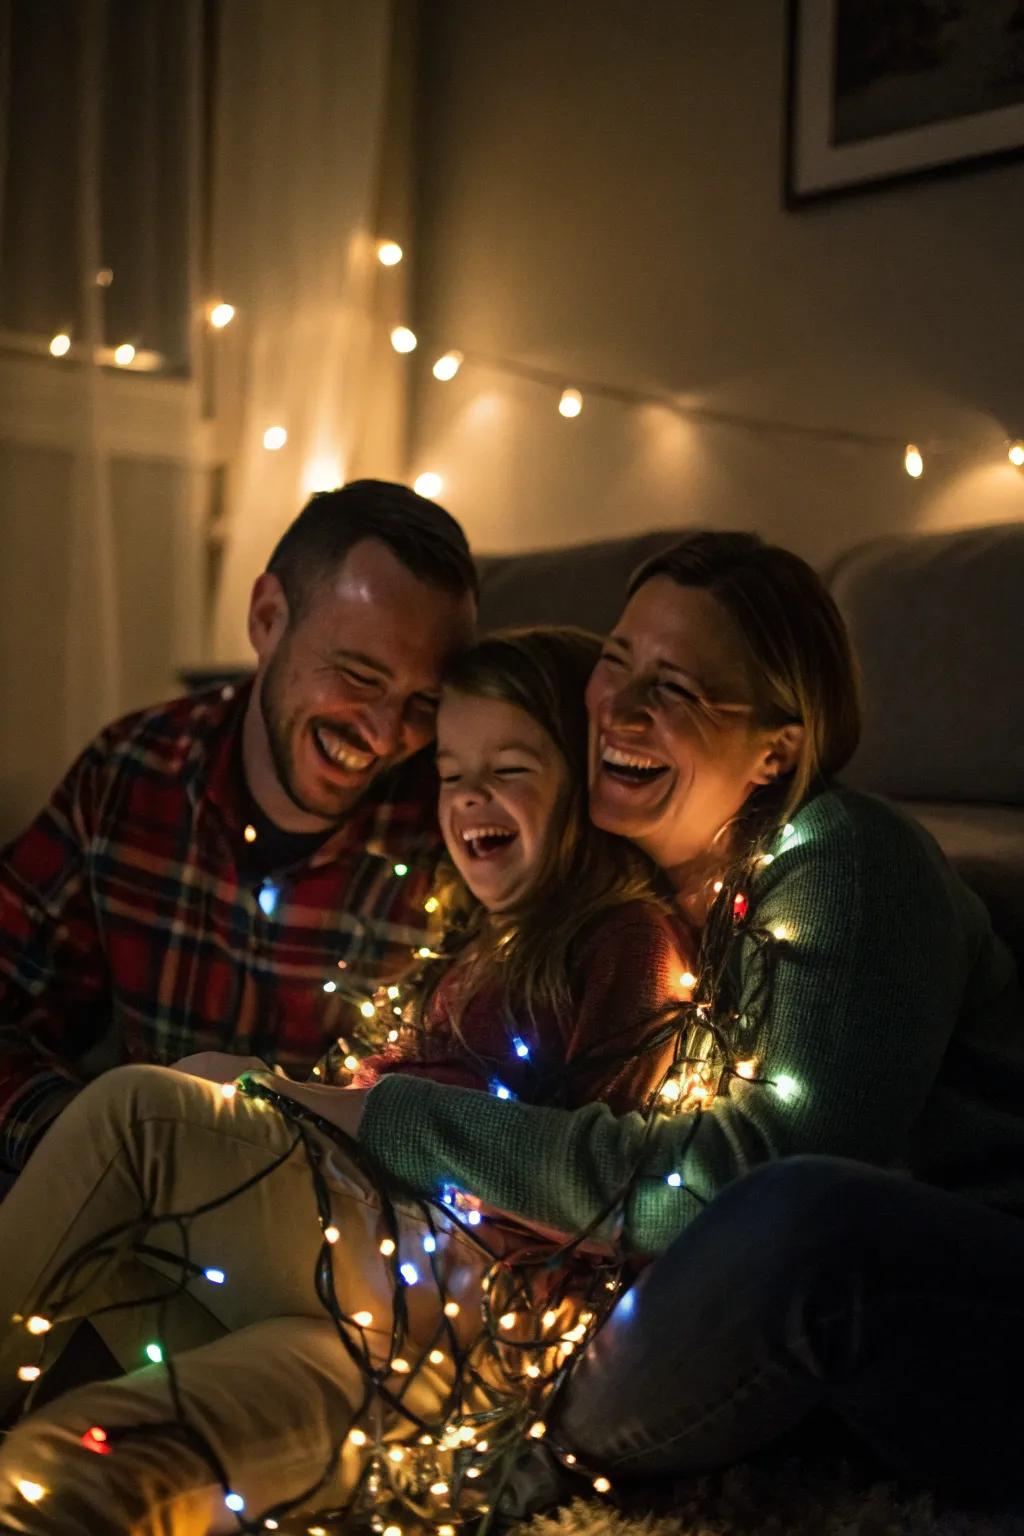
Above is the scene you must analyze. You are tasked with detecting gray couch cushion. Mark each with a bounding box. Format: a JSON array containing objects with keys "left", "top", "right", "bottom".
[
  {"left": 831, "top": 524, "right": 1024, "bottom": 805},
  {"left": 477, "top": 529, "right": 686, "bottom": 636},
  {"left": 900, "top": 800, "right": 1024, "bottom": 973}
]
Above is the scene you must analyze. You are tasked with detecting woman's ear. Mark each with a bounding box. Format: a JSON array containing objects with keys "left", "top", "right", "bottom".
[{"left": 750, "top": 722, "right": 805, "bottom": 785}]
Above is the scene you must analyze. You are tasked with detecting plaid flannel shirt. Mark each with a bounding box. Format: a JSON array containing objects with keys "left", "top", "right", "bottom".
[{"left": 0, "top": 683, "right": 442, "bottom": 1174}]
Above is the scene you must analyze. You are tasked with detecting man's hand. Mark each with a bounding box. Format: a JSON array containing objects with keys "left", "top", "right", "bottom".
[{"left": 170, "top": 1051, "right": 278, "bottom": 1083}]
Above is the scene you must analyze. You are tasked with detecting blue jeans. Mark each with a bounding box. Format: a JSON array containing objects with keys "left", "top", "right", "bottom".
[{"left": 553, "top": 1157, "right": 1024, "bottom": 1498}]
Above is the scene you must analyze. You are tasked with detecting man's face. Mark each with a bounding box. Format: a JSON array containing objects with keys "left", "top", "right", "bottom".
[{"left": 247, "top": 539, "right": 476, "bottom": 826}]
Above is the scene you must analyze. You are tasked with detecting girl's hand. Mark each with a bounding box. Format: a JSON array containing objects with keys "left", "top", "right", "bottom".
[{"left": 170, "top": 1051, "right": 278, "bottom": 1083}]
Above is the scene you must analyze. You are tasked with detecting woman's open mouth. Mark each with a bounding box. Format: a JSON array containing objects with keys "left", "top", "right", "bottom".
[
  {"left": 600, "top": 743, "right": 670, "bottom": 788},
  {"left": 460, "top": 823, "right": 519, "bottom": 860}
]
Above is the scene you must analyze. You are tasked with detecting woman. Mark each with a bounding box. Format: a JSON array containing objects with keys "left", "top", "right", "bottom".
[{"left": 340, "top": 530, "right": 1024, "bottom": 1501}]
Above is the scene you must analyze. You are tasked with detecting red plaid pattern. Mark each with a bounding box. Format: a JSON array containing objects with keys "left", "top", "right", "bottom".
[{"left": 0, "top": 683, "right": 441, "bottom": 1174}]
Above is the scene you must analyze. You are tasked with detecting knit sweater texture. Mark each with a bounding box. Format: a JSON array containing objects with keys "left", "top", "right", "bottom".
[{"left": 360, "top": 788, "right": 1024, "bottom": 1255}]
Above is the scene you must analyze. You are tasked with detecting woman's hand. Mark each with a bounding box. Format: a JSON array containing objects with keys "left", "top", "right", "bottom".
[{"left": 170, "top": 1051, "right": 278, "bottom": 1083}]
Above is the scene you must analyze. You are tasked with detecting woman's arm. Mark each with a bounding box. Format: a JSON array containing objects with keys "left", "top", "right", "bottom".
[{"left": 359, "top": 794, "right": 983, "bottom": 1254}]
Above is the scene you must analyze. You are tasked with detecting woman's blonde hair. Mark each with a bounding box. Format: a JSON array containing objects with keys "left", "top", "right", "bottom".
[
  {"left": 424, "top": 626, "right": 668, "bottom": 1040},
  {"left": 628, "top": 531, "right": 862, "bottom": 830}
]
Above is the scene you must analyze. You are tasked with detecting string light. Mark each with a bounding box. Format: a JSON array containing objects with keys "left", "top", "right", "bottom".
[
  {"left": 16, "top": 1480, "right": 46, "bottom": 1503},
  {"left": 49, "top": 332, "right": 71, "bottom": 357},
  {"left": 348, "top": 1428, "right": 368, "bottom": 1447},
  {"left": 352, "top": 1310, "right": 373, "bottom": 1327},
  {"left": 243, "top": 823, "right": 257, "bottom": 843},
  {"left": 424, "top": 896, "right": 440, "bottom": 914},
  {"left": 258, "top": 882, "right": 279, "bottom": 916},
  {"left": 113, "top": 343, "right": 135, "bottom": 366},
  {"left": 390, "top": 326, "right": 417, "bottom": 353},
  {"left": 432, "top": 350, "right": 463, "bottom": 381},
  {"left": 428, "top": 1347, "right": 445, "bottom": 1364},
  {"left": 359, "top": 1000, "right": 376, "bottom": 1019},
  {"left": 379, "top": 1238, "right": 396, "bottom": 1257},
  {"left": 145, "top": 1342, "right": 164, "bottom": 1364},
  {"left": 679, "top": 970, "right": 696, "bottom": 989},
  {"left": 208, "top": 302, "right": 235, "bottom": 328},
  {"left": 224, "top": 1492, "right": 245, "bottom": 1512},
  {"left": 96, "top": 266, "right": 114, "bottom": 286},
  {"left": 559, "top": 387, "right": 583, "bottom": 418},
  {"left": 904, "top": 443, "right": 924, "bottom": 478},
  {"left": 736, "top": 1058, "right": 758, "bottom": 1079},
  {"left": 323, "top": 980, "right": 337, "bottom": 993},
  {"left": 220, "top": 1081, "right": 237, "bottom": 1100},
  {"left": 414, "top": 472, "right": 444, "bottom": 498},
  {"left": 393, "top": 862, "right": 409, "bottom": 877},
  {"left": 25, "top": 1315, "right": 51, "bottom": 1335},
  {"left": 1009, "top": 440, "right": 1024, "bottom": 468},
  {"left": 17, "top": 1364, "right": 41, "bottom": 1381},
  {"left": 593, "top": 1476, "right": 612, "bottom": 1494},
  {"left": 262, "top": 425, "right": 288, "bottom": 451},
  {"left": 377, "top": 239, "right": 403, "bottom": 266},
  {"left": 775, "top": 1073, "right": 799, "bottom": 1101},
  {"left": 324, "top": 1225, "right": 340, "bottom": 1244},
  {"left": 204, "top": 1267, "right": 226, "bottom": 1284}
]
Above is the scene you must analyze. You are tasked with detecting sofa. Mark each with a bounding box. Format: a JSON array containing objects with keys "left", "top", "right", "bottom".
[{"left": 477, "top": 520, "right": 1024, "bottom": 977}]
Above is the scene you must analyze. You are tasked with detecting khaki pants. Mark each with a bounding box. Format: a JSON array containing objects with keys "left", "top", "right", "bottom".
[{"left": 0, "top": 1064, "right": 488, "bottom": 1535}]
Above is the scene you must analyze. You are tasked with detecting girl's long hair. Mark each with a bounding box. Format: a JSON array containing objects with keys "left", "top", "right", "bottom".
[{"left": 422, "top": 626, "right": 670, "bottom": 1041}]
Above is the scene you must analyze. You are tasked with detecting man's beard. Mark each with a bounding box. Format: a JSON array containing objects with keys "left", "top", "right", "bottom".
[{"left": 259, "top": 641, "right": 366, "bottom": 823}]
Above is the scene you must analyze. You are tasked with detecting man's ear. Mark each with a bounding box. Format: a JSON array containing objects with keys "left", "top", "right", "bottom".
[
  {"left": 750, "top": 722, "right": 805, "bottom": 785},
  {"left": 247, "top": 572, "right": 290, "bottom": 661}
]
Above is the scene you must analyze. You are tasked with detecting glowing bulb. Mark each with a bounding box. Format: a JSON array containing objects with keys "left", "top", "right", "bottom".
[
  {"left": 262, "top": 425, "right": 288, "bottom": 451},
  {"left": 49, "top": 332, "right": 71, "bottom": 357},
  {"left": 393, "top": 862, "right": 409, "bottom": 877},
  {"left": 209, "top": 302, "right": 235, "bottom": 328},
  {"left": 390, "top": 325, "right": 417, "bottom": 353},
  {"left": 387, "top": 985, "right": 401, "bottom": 999},
  {"left": 388, "top": 1445, "right": 405, "bottom": 1463},
  {"left": 17, "top": 1363, "right": 42, "bottom": 1383},
  {"left": 417, "top": 946, "right": 433, "bottom": 958},
  {"left": 430, "top": 1480, "right": 450, "bottom": 1495},
  {"left": 512, "top": 1035, "right": 530, "bottom": 1059},
  {"left": 225, "top": 1491, "right": 245, "bottom": 1512},
  {"left": 424, "top": 896, "right": 440, "bottom": 914},
  {"left": 772, "top": 925, "right": 788, "bottom": 941},
  {"left": 391, "top": 1356, "right": 410, "bottom": 1373},
  {"left": 559, "top": 388, "right": 583, "bottom": 418},
  {"left": 352, "top": 1310, "right": 373, "bottom": 1327},
  {"left": 323, "top": 980, "right": 337, "bottom": 993},
  {"left": 145, "top": 1341, "right": 164, "bottom": 1363},
  {"left": 265, "top": 1523, "right": 279, "bottom": 1531},
  {"left": 736, "top": 1058, "right": 758, "bottom": 1079},
  {"left": 25, "top": 1315, "right": 51, "bottom": 1335},
  {"left": 432, "top": 350, "right": 463, "bottom": 381},
  {"left": 16, "top": 1480, "right": 46, "bottom": 1503},
  {"left": 383, "top": 1527, "right": 403, "bottom": 1536},
  {"left": 96, "top": 266, "right": 114, "bottom": 286},
  {"left": 379, "top": 1237, "right": 396, "bottom": 1257},
  {"left": 204, "top": 1267, "right": 226, "bottom": 1284},
  {"left": 1010, "top": 440, "right": 1024, "bottom": 468},
  {"left": 760, "top": 853, "right": 775, "bottom": 866},
  {"left": 564, "top": 1323, "right": 587, "bottom": 1342},
  {"left": 526, "top": 1363, "right": 541, "bottom": 1378},
  {"left": 414, "top": 472, "right": 443, "bottom": 498},
  {"left": 660, "top": 1079, "right": 681, "bottom": 1101},
  {"left": 775, "top": 1073, "right": 798, "bottom": 1101},
  {"left": 114, "top": 343, "right": 135, "bottom": 366},
  {"left": 220, "top": 1081, "right": 237, "bottom": 1099},
  {"left": 422, "top": 1233, "right": 437, "bottom": 1253},
  {"left": 499, "top": 1311, "right": 517, "bottom": 1329},
  {"left": 666, "top": 1171, "right": 683, "bottom": 1187},
  {"left": 258, "top": 883, "right": 279, "bottom": 916},
  {"left": 344, "top": 1054, "right": 359, "bottom": 1071},
  {"left": 691, "top": 1083, "right": 710, "bottom": 1102},
  {"left": 783, "top": 823, "right": 795, "bottom": 838},
  {"left": 593, "top": 1476, "right": 612, "bottom": 1494},
  {"left": 528, "top": 1420, "right": 547, "bottom": 1438},
  {"left": 377, "top": 239, "right": 403, "bottom": 266},
  {"left": 466, "top": 1465, "right": 481, "bottom": 1478},
  {"left": 359, "top": 1000, "right": 376, "bottom": 1019},
  {"left": 429, "top": 1347, "right": 445, "bottom": 1364},
  {"left": 904, "top": 443, "right": 924, "bottom": 478},
  {"left": 400, "top": 1261, "right": 419, "bottom": 1285},
  {"left": 243, "top": 823, "right": 257, "bottom": 843},
  {"left": 348, "top": 1427, "right": 367, "bottom": 1446},
  {"left": 324, "top": 1225, "right": 340, "bottom": 1244},
  {"left": 439, "top": 1526, "right": 456, "bottom": 1535},
  {"left": 466, "top": 1208, "right": 482, "bottom": 1225},
  {"left": 713, "top": 880, "right": 724, "bottom": 893},
  {"left": 564, "top": 1453, "right": 577, "bottom": 1465},
  {"left": 444, "top": 1300, "right": 460, "bottom": 1317},
  {"left": 542, "top": 1310, "right": 559, "bottom": 1329},
  {"left": 679, "top": 971, "right": 696, "bottom": 989}
]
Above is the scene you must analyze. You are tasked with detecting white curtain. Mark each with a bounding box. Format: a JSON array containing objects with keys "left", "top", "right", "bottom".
[{"left": 209, "top": 0, "right": 410, "bottom": 662}]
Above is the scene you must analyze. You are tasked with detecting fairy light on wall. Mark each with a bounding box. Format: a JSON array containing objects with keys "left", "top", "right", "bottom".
[
  {"left": 904, "top": 442, "right": 924, "bottom": 478},
  {"left": 377, "top": 239, "right": 404, "bottom": 267},
  {"left": 558, "top": 387, "right": 583, "bottom": 418},
  {"left": 208, "top": 301, "right": 235, "bottom": 328},
  {"left": 432, "top": 350, "right": 463, "bottom": 381},
  {"left": 413, "top": 472, "right": 444, "bottom": 498},
  {"left": 390, "top": 325, "right": 417, "bottom": 354},
  {"left": 113, "top": 343, "right": 136, "bottom": 367},
  {"left": 1009, "top": 440, "right": 1024, "bottom": 468},
  {"left": 262, "top": 425, "right": 288, "bottom": 452},
  {"left": 49, "top": 332, "right": 71, "bottom": 357}
]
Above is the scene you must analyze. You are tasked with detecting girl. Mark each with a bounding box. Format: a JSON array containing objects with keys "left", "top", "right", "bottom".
[
  {"left": 352, "top": 626, "right": 695, "bottom": 1113},
  {"left": 0, "top": 627, "right": 692, "bottom": 1536}
]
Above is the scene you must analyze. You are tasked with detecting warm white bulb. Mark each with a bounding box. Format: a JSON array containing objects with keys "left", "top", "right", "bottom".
[
  {"left": 352, "top": 1310, "right": 373, "bottom": 1327},
  {"left": 16, "top": 1480, "right": 46, "bottom": 1504},
  {"left": 17, "top": 1364, "right": 42, "bottom": 1381},
  {"left": 736, "top": 1058, "right": 757, "bottom": 1079},
  {"left": 379, "top": 1238, "right": 396, "bottom": 1256},
  {"left": 377, "top": 240, "right": 403, "bottom": 267},
  {"left": 679, "top": 971, "right": 696, "bottom": 989},
  {"left": 391, "top": 1356, "right": 410, "bottom": 1373},
  {"left": 443, "top": 1300, "right": 460, "bottom": 1317},
  {"left": 1009, "top": 440, "right": 1024, "bottom": 468},
  {"left": 660, "top": 1078, "right": 681, "bottom": 1101},
  {"left": 262, "top": 425, "right": 288, "bottom": 452},
  {"left": 499, "top": 1311, "right": 517, "bottom": 1329},
  {"left": 209, "top": 302, "right": 235, "bottom": 329},
  {"left": 49, "top": 332, "right": 71, "bottom": 357},
  {"left": 428, "top": 1347, "right": 444, "bottom": 1364},
  {"left": 324, "top": 1224, "right": 340, "bottom": 1244},
  {"left": 593, "top": 1476, "right": 612, "bottom": 1494},
  {"left": 25, "top": 1315, "right": 52, "bottom": 1335},
  {"left": 114, "top": 343, "right": 136, "bottom": 367},
  {"left": 220, "top": 1081, "right": 237, "bottom": 1099},
  {"left": 904, "top": 443, "right": 924, "bottom": 478},
  {"left": 348, "top": 1427, "right": 367, "bottom": 1446},
  {"left": 528, "top": 1421, "right": 547, "bottom": 1438},
  {"left": 559, "top": 388, "right": 583, "bottom": 418},
  {"left": 432, "top": 350, "right": 463, "bottom": 382},
  {"left": 359, "top": 1000, "right": 376, "bottom": 1019},
  {"left": 414, "top": 472, "right": 443, "bottom": 499},
  {"left": 390, "top": 325, "right": 417, "bottom": 354},
  {"left": 344, "top": 1054, "right": 360, "bottom": 1072}
]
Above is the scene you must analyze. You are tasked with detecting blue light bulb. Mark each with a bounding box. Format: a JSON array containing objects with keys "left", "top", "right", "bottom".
[
  {"left": 400, "top": 1262, "right": 419, "bottom": 1286},
  {"left": 422, "top": 1234, "right": 437, "bottom": 1253},
  {"left": 258, "top": 882, "right": 279, "bottom": 917},
  {"left": 512, "top": 1035, "right": 530, "bottom": 1059}
]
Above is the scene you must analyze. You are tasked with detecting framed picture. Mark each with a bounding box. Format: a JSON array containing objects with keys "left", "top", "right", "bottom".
[{"left": 786, "top": 0, "right": 1024, "bottom": 204}]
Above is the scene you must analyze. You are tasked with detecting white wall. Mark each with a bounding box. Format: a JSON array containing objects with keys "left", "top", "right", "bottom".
[{"left": 408, "top": 0, "right": 1024, "bottom": 562}]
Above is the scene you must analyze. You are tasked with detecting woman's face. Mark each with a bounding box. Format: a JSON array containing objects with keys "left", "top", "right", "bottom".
[
  {"left": 436, "top": 691, "right": 568, "bottom": 913},
  {"left": 586, "top": 578, "right": 787, "bottom": 874}
]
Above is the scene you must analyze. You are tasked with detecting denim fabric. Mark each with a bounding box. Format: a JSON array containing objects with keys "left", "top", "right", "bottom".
[{"left": 553, "top": 1157, "right": 1024, "bottom": 1498}]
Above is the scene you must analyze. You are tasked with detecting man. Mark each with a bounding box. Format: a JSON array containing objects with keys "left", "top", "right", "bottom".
[{"left": 0, "top": 480, "right": 477, "bottom": 1183}]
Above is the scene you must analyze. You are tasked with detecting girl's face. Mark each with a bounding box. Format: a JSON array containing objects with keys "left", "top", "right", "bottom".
[
  {"left": 436, "top": 691, "right": 569, "bottom": 913},
  {"left": 586, "top": 578, "right": 794, "bottom": 876}
]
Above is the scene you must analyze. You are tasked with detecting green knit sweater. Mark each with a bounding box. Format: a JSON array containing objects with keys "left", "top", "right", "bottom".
[{"left": 360, "top": 789, "right": 1024, "bottom": 1255}]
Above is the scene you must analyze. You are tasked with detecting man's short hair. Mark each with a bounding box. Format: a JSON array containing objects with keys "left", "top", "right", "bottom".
[{"left": 266, "top": 479, "right": 478, "bottom": 621}]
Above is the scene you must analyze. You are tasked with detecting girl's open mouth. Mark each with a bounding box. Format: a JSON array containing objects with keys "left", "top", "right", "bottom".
[{"left": 460, "top": 824, "right": 519, "bottom": 860}]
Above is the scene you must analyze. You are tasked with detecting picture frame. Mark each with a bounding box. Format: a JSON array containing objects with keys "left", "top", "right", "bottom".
[{"left": 785, "top": 0, "right": 1024, "bottom": 205}]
